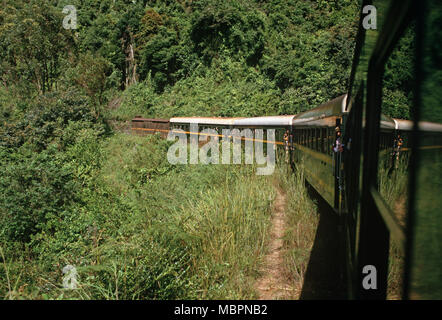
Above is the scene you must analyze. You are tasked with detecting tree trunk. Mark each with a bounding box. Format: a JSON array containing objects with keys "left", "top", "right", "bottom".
[{"left": 124, "top": 32, "right": 138, "bottom": 89}]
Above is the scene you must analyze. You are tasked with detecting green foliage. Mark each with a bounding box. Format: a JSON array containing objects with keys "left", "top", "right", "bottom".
[
  {"left": 189, "top": 0, "right": 266, "bottom": 66},
  {"left": 381, "top": 88, "right": 411, "bottom": 119},
  {"left": 0, "top": 89, "right": 105, "bottom": 151},
  {"left": 0, "top": 133, "right": 275, "bottom": 299},
  {"left": 72, "top": 53, "right": 112, "bottom": 106},
  {"left": 109, "top": 78, "right": 157, "bottom": 120},
  {"left": 149, "top": 57, "right": 281, "bottom": 118},
  {"left": 0, "top": 146, "right": 78, "bottom": 242},
  {"left": 138, "top": 25, "right": 182, "bottom": 91},
  {"left": 0, "top": 0, "right": 74, "bottom": 94},
  {"left": 260, "top": 0, "right": 358, "bottom": 110},
  {"left": 1, "top": 0, "right": 412, "bottom": 117},
  {"left": 0, "top": 86, "right": 18, "bottom": 122},
  {"left": 382, "top": 25, "right": 415, "bottom": 120}
]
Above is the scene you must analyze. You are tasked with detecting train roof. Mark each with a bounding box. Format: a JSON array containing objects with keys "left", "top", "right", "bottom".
[
  {"left": 291, "top": 94, "right": 348, "bottom": 125},
  {"left": 232, "top": 115, "right": 296, "bottom": 127},
  {"left": 393, "top": 119, "right": 442, "bottom": 132},
  {"left": 168, "top": 95, "right": 348, "bottom": 128},
  {"left": 379, "top": 114, "right": 396, "bottom": 130},
  {"left": 166, "top": 95, "right": 440, "bottom": 133}
]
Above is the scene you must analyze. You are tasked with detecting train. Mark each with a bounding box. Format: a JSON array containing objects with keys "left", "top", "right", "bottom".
[{"left": 132, "top": 94, "right": 442, "bottom": 211}]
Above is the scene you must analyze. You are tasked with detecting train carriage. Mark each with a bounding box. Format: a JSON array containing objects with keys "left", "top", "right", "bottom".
[
  {"left": 131, "top": 117, "right": 170, "bottom": 138},
  {"left": 290, "top": 94, "right": 348, "bottom": 208}
]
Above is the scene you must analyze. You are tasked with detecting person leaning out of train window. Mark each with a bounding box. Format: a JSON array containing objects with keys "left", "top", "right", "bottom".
[
  {"left": 393, "top": 133, "right": 403, "bottom": 161},
  {"left": 392, "top": 134, "right": 403, "bottom": 155},
  {"left": 396, "top": 134, "right": 403, "bottom": 150},
  {"left": 283, "top": 130, "right": 290, "bottom": 163},
  {"left": 283, "top": 130, "right": 289, "bottom": 150},
  {"left": 333, "top": 127, "right": 344, "bottom": 153}
]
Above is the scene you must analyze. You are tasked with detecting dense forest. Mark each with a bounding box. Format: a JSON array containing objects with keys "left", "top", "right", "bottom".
[{"left": 0, "top": 0, "right": 415, "bottom": 299}]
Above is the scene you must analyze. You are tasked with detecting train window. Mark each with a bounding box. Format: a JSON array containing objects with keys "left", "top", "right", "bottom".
[
  {"left": 329, "top": 128, "right": 333, "bottom": 156},
  {"left": 319, "top": 128, "right": 322, "bottom": 152},
  {"left": 312, "top": 129, "right": 315, "bottom": 149},
  {"left": 314, "top": 128, "right": 318, "bottom": 151},
  {"left": 376, "top": 24, "right": 416, "bottom": 298},
  {"left": 310, "top": 129, "right": 314, "bottom": 149},
  {"left": 322, "top": 128, "right": 327, "bottom": 154},
  {"left": 316, "top": 128, "right": 319, "bottom": 151},
  {"left": 313, "top": 129, "right": 316, "bottom": 151},
  {"left": 307, "top": 129, "right": 310, "bottom": 148},
  {"left": 307, "top": 129, "right": 310, "bottom": 147}
]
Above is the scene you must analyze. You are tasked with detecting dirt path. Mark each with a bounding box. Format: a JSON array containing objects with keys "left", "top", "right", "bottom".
[{"left": 254, "top": 185, "right": 294, "bottom": 300}]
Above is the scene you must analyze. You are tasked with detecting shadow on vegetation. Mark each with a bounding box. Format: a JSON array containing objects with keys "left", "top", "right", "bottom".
[{"left": 299, "top": 184, "right": 347, "bottom": 300}]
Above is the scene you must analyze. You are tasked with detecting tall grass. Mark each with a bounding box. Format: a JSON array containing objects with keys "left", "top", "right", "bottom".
[
  {"left": 182, "top": 168, "right": 275, "bottom": 299},
  {"left": 378, "top": 155, "right": 409, "bottom": 299},
  {"left": 274, "top": 161, "right": 319, "bottom": 298},
  {"left": 378, "top": 155, "right": 409, "bottom": 227},
  {"left": 94, "top": 133, "right": 278, "bottom": 299},
  {"left": 0, "top": 133, "right": 276, "bottom": 299}
]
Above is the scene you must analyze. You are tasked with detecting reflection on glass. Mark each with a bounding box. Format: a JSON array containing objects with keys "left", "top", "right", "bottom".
[{"left": 377, "top": 23, "right": 416, "bottom": 299}]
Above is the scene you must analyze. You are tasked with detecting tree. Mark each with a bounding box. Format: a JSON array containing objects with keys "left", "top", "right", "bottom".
[
  {"left": 74, "top": 53, "right": 112, "bottom": 112},
  {"left": 0, "top": 0, "right": 74, "bottom": 94}
]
